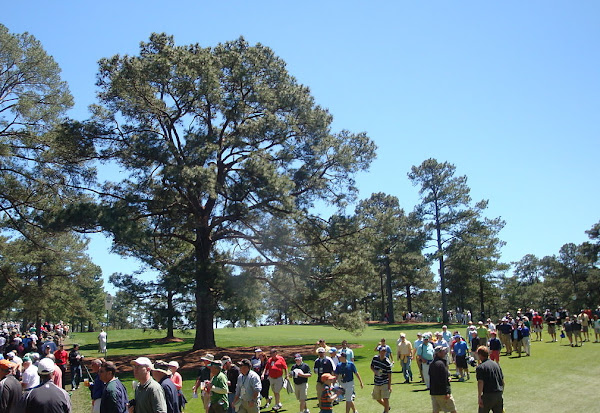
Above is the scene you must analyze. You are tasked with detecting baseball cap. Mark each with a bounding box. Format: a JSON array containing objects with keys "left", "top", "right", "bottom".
[
  {"left": 339, "top": 352, "right": 347, "bottom": 358},
  {"left": 434, "top": 345, "right": 448, "bottom": 354},
  {"left": 238, "top": 359, "right": 252, "bottom": 368},
  {"left": 131, "top": 357, "right": 153, "bottom": 369},
  {"left": 37, "top": 358, "right": 55, "bottom": 375},
  {"left": 0, "top": 359, "right": 16, "bottom": 370},
  {"left": 294, "top": 354, "right": 302, "bottom": 360},
  {"left": 317, "top": 347, "right": 326, "bottom": 353},
  {"left": 321, "top": 373, "right": 336, "bottom": 381},
  {"left": 168, "top": 361, "right": 179, "bottom": 369},
  {"left": 329, "top": 347, "right": 337, "bottom": 353}
]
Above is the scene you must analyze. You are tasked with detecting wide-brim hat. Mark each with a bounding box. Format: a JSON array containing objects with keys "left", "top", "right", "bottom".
[
  {"left": 152, "top": 360, "right": 172, "bottom": 375},
  {"left": 201, "top": 353, "right": 215, "bottom": 362}
]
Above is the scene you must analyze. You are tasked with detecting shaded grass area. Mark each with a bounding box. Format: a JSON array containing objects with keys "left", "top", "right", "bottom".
[{"left": 68, "top": 324, "right": 600, "bottom": 412}]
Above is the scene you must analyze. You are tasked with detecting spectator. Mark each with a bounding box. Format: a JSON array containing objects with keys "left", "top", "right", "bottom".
[
  {"left": 192, "top": 354, "right": 213, "bottom": 412},
  {"left": 151, "top": 360, "right": 180, "bottom": 413},
  {"left": 250, "top": 349, "right": 271, "bottom": 409},
  {"left": 44, "top": 354, "right": 62, "bottom": 392},
  {"left": 99, "top": 361, "right": 128, "bottom": 413},
  {"left": 374, "top": 338, "right": 393, "bottom": 362},
  {"left": 0, "top": 359, "right": 21, "bottom": 412},
  {"left": 488, "top": 332, "right": 502, "bottom": 363},
  {"left": 222, "top": 356, "right": 239, "bottom": 413},
  {"left": 289, "top": 353, "right": 311, "bottom": 413},
  {"left": 417, "top": 334, "right": 434, "bottom": 389},
  {"left": 206, "top": 360, "right": 229, "bottom": 413},
  {"left": 413, "top": 332, "right": 424, "bottom": 382},
  {"left": 370, "top": 345, "right": 392, "bottom": 413},
  {"left": 69, "top": 344, "right": 84, "bottom": 390},
  {"left": 318, "top": 373, "right": 340, "bottom": 413},
  {"left": 168, "top": 361, "right": 186, "bottom": 412},
  {"left": 98, "top": 330, "right": 107, "bottom": 355},
  {"left": 429, "top": 346, "right": 457, "bottom": 413},
  {"left": 233, "top": 359, "right": 261, "bottom": 413},
  {"left": 21, "top": 358, "right": 71, "bottom": 413},
  {"left": 339, "top": 340, "right": 354, "bottom": 362},
  {"left": 453, "top": 335, "right": 469, "bottom": 381},
  {"left": 263, "top": 348, "right": 287, "bottom": 411},
  {"left": 54, "top": 344, "right": 68, "bottom": 389},
  {"left": 314, "top": 347, "right": 335, "bottom": 409},
  {"left": 335, "top": 351, "right": 363, "bottom": 413},
  {"left": 90, "top": 358, "right": 105, "bottom": 413},
  {"left": 476, "top": 346, "right": 504, "bottom": 413},
  {"left": 21, "top": 355, "right": 40, "bottom": 390},
  {"left": 130, "top": 357, "right": 167, "bottom": 413},
  {"left": 396, "top": 333, "right": 413, "bottom": 383}
]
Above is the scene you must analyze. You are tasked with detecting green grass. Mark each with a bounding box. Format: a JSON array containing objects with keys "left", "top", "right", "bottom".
[{"left": 67, "top": 325, "right": 600, "bottom": 412}]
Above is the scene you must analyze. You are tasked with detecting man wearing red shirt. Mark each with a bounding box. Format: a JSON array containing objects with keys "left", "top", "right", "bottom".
[
  {"left": 54, "top": 344, "right": 68, "bottom": 389},
  {"left": 532, "top": 313, "right": 544, "bottom": 341},
  {"left": 263, "top": 348, "right": 288, "bottom": 411}
]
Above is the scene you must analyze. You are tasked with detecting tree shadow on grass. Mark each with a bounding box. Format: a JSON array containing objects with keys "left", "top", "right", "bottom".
[
  {"left": 78, "top": 337, "right": 195, "bottom": 354},
  {"left": 370, "top": 323, "right": 446, "bottom": 332}
]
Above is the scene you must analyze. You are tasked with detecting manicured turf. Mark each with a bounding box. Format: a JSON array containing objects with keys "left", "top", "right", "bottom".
[{"left": 68, "top": 324, "right": 600, "bottom": 412}]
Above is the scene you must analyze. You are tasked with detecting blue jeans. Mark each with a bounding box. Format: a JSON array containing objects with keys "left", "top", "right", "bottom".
[
  {"left": 228, "top": 393, "right": 236, "bottom": 413},
  {"left": 71, "top": 365, "right": 82, "bottom": 389},
  {"left": 401, "top": 357, "right": 413, "bottom": 381}
]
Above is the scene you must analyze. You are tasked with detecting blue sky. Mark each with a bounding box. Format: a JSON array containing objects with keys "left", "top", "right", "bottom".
[{"left": 4, "top": 1, "right": 599, "bottom": 290}]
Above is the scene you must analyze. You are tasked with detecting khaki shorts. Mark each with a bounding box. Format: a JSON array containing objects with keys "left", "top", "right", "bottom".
[
  {"left": 340, "top": 381, "right": 355, "bottom": 400},
  {"left": 371, "top": 384, "right": 391, "bottom": 400},
  {"left": 237, "top": 400, "right": 259, "bottom": 413},
  {"left": 268, "top": 376, "right": 284, "bottom": 393},
  {"left": 431, "top": 394, "right": 457, "bottom": 412},
  {"left": 294, "top": 382, "right": 308, "bottom": 401}
]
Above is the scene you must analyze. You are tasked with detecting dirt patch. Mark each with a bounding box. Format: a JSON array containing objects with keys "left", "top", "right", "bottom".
[{"left": 94, "top": 344, "right": 362, "bottom": 374}]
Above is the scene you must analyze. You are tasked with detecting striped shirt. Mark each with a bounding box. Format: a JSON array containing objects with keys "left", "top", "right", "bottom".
[
  {"left": 370, "top": 355, "right": 392, "bottom": 386},
  {"left": 320, "top": 384, "right": 334, "bottom": 410}
]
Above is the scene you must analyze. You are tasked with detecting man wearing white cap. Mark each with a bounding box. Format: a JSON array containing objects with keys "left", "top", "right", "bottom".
[
  {"left": 130, "top": 357, "right": 167, "bottom": 413},
  {"left": 396, "top": 333, "right": 413, "bottom": 383},
  {"left": 313, "top": 347, "right": 334, "bottom": 409},
  {"left": 290, "top": 353, "right": 311, "bottom": 413},
  {"left": 370, "top": 345, "right": 392, "bottom": 413},
  {"left": 193, "top": 354, "right": 214, "bottom": 412},
  {"left": 20, "top": 357, "right": 71, "bottom": 413},
  {"left": 416, "top": 334, "right": 434, "bottom": 389}
]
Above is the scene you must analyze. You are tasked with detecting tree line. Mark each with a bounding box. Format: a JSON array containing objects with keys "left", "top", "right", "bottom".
[{"left": 1, "top": 25, "right": 597, "bottom": 346}]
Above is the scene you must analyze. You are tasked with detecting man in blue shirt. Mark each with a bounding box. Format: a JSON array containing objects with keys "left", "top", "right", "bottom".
[
  {"left": 335, "top": 352, "right": 363, "bottom": 413},
  {"left": 453, "top": 335, "right": 469, "bottom": 381},
  {"left": 89, "top": 358, "right": 105, "bottom": 413},
  {"left": 417, "top": 334, "right": 434, "bottom": 389}
]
